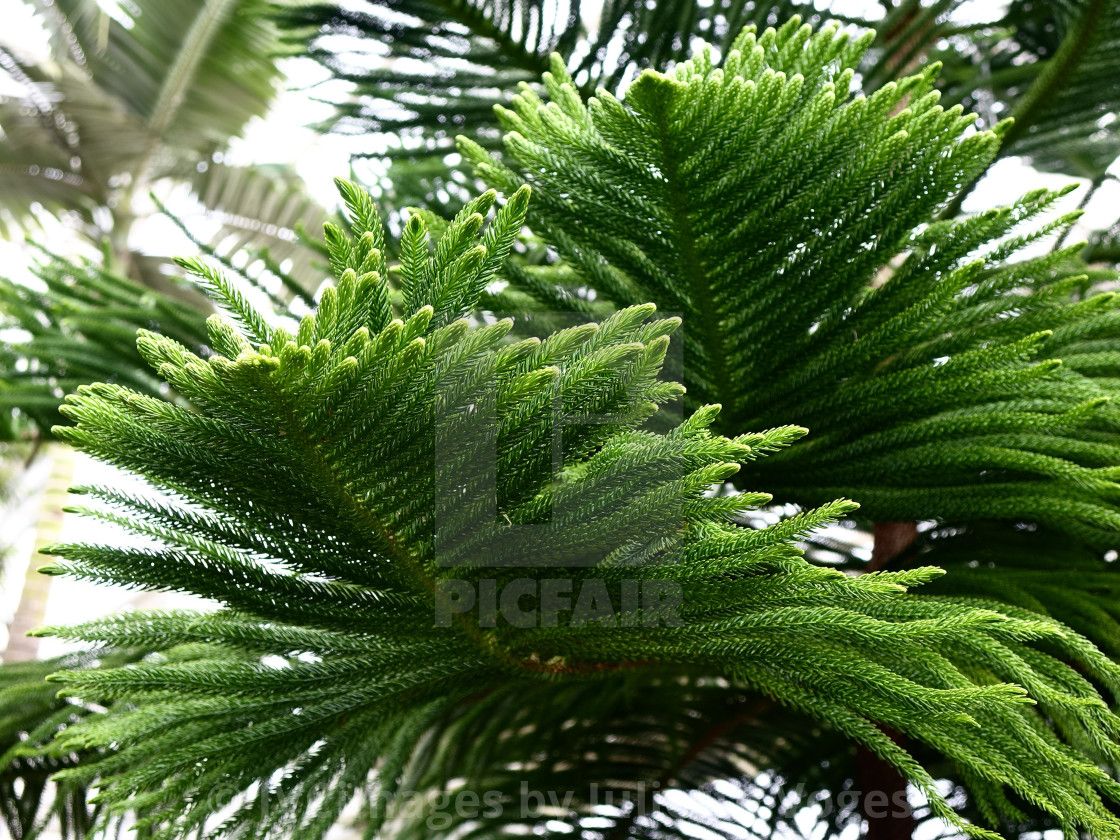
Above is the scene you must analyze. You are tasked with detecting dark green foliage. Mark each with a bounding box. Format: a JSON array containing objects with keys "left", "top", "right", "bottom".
[
  {"left": 280, "top": 0, "right": 1120, "bottom": 241},
  {"left": 943, "top": 0, "right": 1120, "bottom": 181},
  {"left": 0, "top": 255, "right": 210, "bottom": 439},
  {"left": 465, "top": 19, "right": 1120, "bottom": 541},
  {"left": 1089, "top": 216, "right": 1120, "bottom": 264},
  {"left": 276, "top": 0, "right": 807, "bottom": 155},
  {"left": 275, "top": 0, "right": 823, "bottom": 216},
  {"left": 0, "top": 650, "right": 144, "bottom": 840},
  {"left": 367, "top": 677, "right": 1059, "bottom": 840},
  {"left": 18, "top": 180, "right": 1120, "bottom": 840},
  {"left": 2, "top": 3, "right": 1120, "bottom": 838}
]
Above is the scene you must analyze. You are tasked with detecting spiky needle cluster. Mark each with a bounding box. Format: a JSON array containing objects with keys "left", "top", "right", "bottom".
[
  {"left": 9, "top": 176, "right": 1119, "bottom": 840},
  {"left": 466, "top": 19, "right": 1120, "bottom": 542}
]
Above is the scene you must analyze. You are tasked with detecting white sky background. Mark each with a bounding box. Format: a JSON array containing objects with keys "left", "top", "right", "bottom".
[{"left": 0, "top": 1, "right": 1118, "bottom": 833}]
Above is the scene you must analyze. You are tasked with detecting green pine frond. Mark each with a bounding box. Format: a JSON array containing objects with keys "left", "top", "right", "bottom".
[
  {"left": 26, "top": 180, "right": 1120, "bottom": 840},
  {"left": 275, "top": 0, "right": 819, "bottom": 157},
  {"left": 465, "top": 19, "right": 1120, "bottom": 540},
  {"left": 281, "top": 0, "right": 1120, "bottom": 253},
  {"left": 906, "top": 522, "right": 1120, "bottom": 659},
  {"left": 0, "top": 0, "right": 287, "bottom": 235}
]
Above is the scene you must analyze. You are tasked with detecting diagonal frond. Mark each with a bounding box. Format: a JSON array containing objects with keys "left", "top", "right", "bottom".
[
  {"left": 68, "top": 0, "right": 286, "bottom": 162},
  {"left": 184, "top": 161, "right": 330, "bottom": 300},
  {"left": 466, "top": 19, "right": 1120, "bottom": 541},
  {"left": 0, "top": 0, "right": 290, "bottom": 245}
]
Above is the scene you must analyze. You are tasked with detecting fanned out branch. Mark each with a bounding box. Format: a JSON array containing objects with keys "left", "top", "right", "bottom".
[
  {"left": 278, "top": 0, "right": 1120, "bottom": 239},
  {"left": 464, "top": 19, "right": 1120, "bottom": 541},
  {"left": 274, "top": 0, "right": 830, "bottom": 219},
  {"left": 19, "top": 181, "right": 1120, "bottom": 840}
]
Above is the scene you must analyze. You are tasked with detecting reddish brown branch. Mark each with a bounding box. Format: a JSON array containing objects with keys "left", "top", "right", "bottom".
[
  {"left": 857, "top": 736, "right": 916, "bottom": 840},
  {"left": 869, "top": 521, "right": 919, "bottom": 572},
  {"left": 860, "top": 521, "right": 919, "bottom": 840}
]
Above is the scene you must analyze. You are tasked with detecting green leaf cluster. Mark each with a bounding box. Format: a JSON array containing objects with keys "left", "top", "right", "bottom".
[
  {"left": 465, "top": 19, "right": 1120, "bottom": 542},
  {"left": 3, "top": 4, "right": 1120, "bottom": 839},
  {"left": 16, "top": 179, "right": 1120, "bottom": 840}
]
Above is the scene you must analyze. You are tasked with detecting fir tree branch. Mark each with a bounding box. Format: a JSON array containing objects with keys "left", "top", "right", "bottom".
[{"left": 470, "top": 21, "right": 1120, "bottom": 542}]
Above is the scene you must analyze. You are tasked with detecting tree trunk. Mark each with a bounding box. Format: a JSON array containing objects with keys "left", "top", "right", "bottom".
[{"left": 3, "top": 444, "right": 75, "bottom": 662}]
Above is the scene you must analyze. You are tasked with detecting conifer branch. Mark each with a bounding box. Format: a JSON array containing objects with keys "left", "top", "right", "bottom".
[
  {"left": 469, "top": 19, "right": 1120, "bottom": 541},
  {"left": 15, "top": 180, "right": 1120, "bottom": 840}
]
